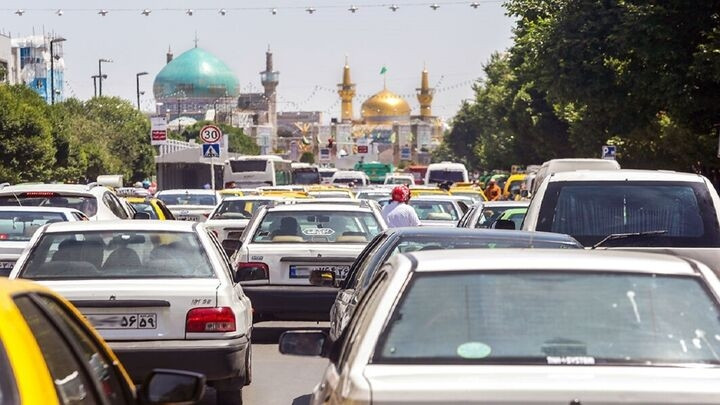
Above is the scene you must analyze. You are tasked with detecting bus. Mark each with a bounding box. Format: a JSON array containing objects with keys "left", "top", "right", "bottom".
[
  {"left": 224, "top": 155, "right": 292, "bottom": 187},
  {"left": 291, "top": 163, "right": 321, "bottom": 185},
  {"left": 353, "top": 161, "right": 394, "bottom": 184},
  {"left": 425, "top": 162, "right": 469, "bottom": 185}
]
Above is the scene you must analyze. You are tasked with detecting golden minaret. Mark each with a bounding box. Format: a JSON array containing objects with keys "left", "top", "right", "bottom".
[
  {"left": 416, "top": 66, "right": 434, "bottom": 118},
  {"left": 337, "top": 57, "right": 356, "bottom": 123}
]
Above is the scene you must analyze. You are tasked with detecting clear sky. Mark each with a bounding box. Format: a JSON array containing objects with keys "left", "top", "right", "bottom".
[{"left": 1, "top": 0, "right": 515, "bottom": 122}]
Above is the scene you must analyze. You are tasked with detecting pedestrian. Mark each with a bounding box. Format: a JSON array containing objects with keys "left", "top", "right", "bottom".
[
  {"left": 484, "top": 179, "right": 502, "bottom": 201},
  {"left": 381, "top": 185, "right": 421, "bottom": 228}
]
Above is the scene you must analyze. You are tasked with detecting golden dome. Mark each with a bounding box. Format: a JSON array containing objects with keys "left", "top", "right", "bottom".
[{"left": 361, "top": 88, "right": 411, "bottom": 122}]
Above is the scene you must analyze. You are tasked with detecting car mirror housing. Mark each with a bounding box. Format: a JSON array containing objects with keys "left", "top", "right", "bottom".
[
  {"left": 221, "top": 239, "right": 242, "bottom": 257},
  {"left": 278, "top": 331, "right": 328, "bottom": 357},
  {"left": 139, "top": 369, "right": 206, "bottom": 405},
  {"left": 133, "top": 212, "right": 152, "bottom": 220},
  {"left": 493, "top": 219, "right": 516, "bottom": 230},
  {"left": 309, "top": 269, "right": 336, "bottom": 287}
]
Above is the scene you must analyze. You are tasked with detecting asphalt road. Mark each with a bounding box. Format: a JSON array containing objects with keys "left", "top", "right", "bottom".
[{"left": 201, "top": 321, "right": 329, "bottom": 405}]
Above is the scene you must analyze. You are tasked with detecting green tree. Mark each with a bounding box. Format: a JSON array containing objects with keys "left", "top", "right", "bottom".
[{"left": 0, "top": 85, "right": 56, "bottom": 182}]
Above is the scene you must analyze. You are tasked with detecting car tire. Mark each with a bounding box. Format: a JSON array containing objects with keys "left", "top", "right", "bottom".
[{"left": 216, "top": 389, "right": 243, "bottom": 405}]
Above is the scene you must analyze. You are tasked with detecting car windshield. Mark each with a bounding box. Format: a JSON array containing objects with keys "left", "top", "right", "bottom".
[
  {"left": 332, "top": 178, "right": 360, "bottom": 185},
  {"left": 356, "top": 192, "right": 389, "bottom": 201},
  {"left": 409, "top": 200, "right": 459, "bottom": 221},
  {"left": 428, "top": 170, "right": 465, "bottom": 183},
  {"left": 293, "top": 170, "right": 321, "bottom": 184},
  {"left": 386, "top": 177, "right": 413, "bottom": 185},
  {"left": 129, "top": 202, "right": 158, "bottom": 219},
  {"left": 252, "top": 210, "right": 380, "bottom": 243},
  {"left": 0, "top": 211, "right": 67, "bottom": 241},
  {"left": 0, "top": 194, "right": 98, "bottom": 217},
  {"left": 309, "top": 192, "right": 352, "bottom": 199},
  {"left": 376, "top": 271, "right": 720, "bottom": 366},
  {"left": 20, "top": 231, "right": 214, "bottom": 279},
  {"left": 211, "top": 199, "right": 273, "bottom": 219},
  {"left": 477, "top": 205, "right": 525, "bottom": 228},
  {"left": 156, "top": 194, "right": 217, "bottom": 206},
  {"left": 536, "top": 181, "right": 720, "bottom": 247}
]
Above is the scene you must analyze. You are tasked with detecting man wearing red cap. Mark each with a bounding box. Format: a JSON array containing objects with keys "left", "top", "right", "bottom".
[{"left": 381, "top": 185, "right": 421, "bottom": 228}]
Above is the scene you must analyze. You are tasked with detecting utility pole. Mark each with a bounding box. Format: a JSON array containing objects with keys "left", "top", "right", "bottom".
[
  {"left": 91, "top": 74, "right": 106, "bottom": 98},
  {"left": 49, "top": 37, "right": 66, "bottom": 104},
  {"left": 136, "top": 71, "right": 148, "bottom": 110},
  {"left": 98, "top": 58, "right": 112, "bottom": 97}
]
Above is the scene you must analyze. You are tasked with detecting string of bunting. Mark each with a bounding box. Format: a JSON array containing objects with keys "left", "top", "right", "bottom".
[{"left": 3, "top": 2, "right": 501, "bottom": 17}]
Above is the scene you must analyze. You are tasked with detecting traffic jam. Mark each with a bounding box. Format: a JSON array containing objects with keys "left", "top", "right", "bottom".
[{"left": 2, "top": 156, "right": 720, "bottom": 404}]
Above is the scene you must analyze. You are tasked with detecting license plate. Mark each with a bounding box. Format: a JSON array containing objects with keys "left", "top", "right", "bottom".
[
  {"left": 176, "top": 216, "right": 196, "bottom": 221},
  {"left": 86, "top": 313, "right": 157, "bottom": 329},
  {"left": 0, "top": 261, "right": 15, "bottom": 269},
  {"left": 290, "top": 265, "right": 350, "bottom": 280}
]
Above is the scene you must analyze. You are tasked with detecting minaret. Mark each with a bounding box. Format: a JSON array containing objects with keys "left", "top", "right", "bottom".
[
  {"left": 260, "top": 46, "right": 279, "bottom": 133},
  {"left": 166, "top": 45, "right": 173, "bottom": 64},
  {"left": 416, "top": 65, "right": 434, "bottom": 119},
  {"left": 337, "top": 57, "right": 356, "bottom": 123}
]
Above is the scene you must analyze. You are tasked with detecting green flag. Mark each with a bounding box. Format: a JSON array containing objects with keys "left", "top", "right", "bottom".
[{"left": 380, "top": 66, "right": 388, "bottom": 75}]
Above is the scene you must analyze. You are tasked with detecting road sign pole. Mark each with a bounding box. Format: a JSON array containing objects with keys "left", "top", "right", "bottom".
[{"left": 210, "top": 157, "right": 216, "bottom": 190}]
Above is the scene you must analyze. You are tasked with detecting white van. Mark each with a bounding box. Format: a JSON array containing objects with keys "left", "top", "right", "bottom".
[
  {"left": 331, "top": 170, "right": 370, "bottom": 186},
  {"left": 532, "top": 158, "right": 620, "bottom": 195},
  {"left": 424, "top": 162, "right": 469, "bottom": 185}
]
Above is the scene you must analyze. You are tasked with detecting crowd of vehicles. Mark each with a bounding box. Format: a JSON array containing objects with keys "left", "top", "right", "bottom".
[{"left": 3, "top": 156, "right": 720, "bottom": 404}]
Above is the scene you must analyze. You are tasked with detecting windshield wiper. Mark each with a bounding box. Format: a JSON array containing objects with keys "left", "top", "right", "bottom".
[{"left": 591, "top": 230, "right": 668, "bottom": 249}]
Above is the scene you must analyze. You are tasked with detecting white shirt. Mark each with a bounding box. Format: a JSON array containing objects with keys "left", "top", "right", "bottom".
[{"left": 381, "top": 201, "right": 421, "bottom": 228}]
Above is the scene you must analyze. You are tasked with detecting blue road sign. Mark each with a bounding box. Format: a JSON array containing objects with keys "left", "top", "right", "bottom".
[
  {"left": 602, "top": 145, "right": 616, "bottom": 160},
  {"left": 203, "top": 143, "right": 221, "bottom": 158},
  {"left": 400, "top": 147, "right": 411, "bottom": 160}
]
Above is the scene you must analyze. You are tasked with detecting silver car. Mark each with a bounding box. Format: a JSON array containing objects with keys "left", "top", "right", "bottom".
[{"left": 281, "top": 249, "right": 720, "bottom": 404}]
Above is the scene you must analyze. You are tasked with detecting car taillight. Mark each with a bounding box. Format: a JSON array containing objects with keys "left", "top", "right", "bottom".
[
  {"left": 186, "top": 307, "right": 236, "bottom": 332},
  {"left": 203, "top": 213, "right": 210, "bottom": 218},
  {"left": 235, "top": 262, "right": 269, "bottom": 281}
]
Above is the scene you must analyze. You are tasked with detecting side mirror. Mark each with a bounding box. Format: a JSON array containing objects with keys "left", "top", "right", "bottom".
[
  {"left": 139, "top": 369, "right": 205, "bottom": 405},
  {"left": 278, "top": 331, "right": 328, "bottom": 357},
  {"left": 309, "top": 269, "right": 336, "bottom": 287},
  {"left": 133, "top": 212, "right": 152, "bottom": 220},
  {"left": 520, "top": 190, "right": 529, "bottom": 198},
  {"left": 493, "top": 219, "right": 516, "bottom": 230}
]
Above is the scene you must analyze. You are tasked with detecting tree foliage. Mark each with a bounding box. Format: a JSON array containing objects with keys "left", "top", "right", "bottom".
[{"left": 445, "top": 0, "right": 720, "bottom": 172}]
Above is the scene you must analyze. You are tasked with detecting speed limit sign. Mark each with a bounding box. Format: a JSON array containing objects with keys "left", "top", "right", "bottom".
[{"left": 199, "top": 125, "right": 222, "bottom": 144}]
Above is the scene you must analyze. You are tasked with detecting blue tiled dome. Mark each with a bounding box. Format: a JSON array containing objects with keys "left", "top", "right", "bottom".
[{"left": 153, "top": 47, "right": 239, "bottom": 99}]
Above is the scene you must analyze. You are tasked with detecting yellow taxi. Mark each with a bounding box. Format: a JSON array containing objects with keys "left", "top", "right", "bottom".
[
  {"left": 124, "top": 197, "right": 176, "bottom": 220},
  {"left": 503, "top": 173, "right": 527, "bottom": 199},
  {"left": 218, "top": 189, "right": 245, "bottom": 200},
  {"left": 409, "top": 186, "right": 451, "bottom": 198},
  {"left": 449, "top": 183, "right": 487, "bottom": 202},
  {"left": 0, "top": 278, "right": 205, "bottom": 404},
  {"left": 306, "top": 185, "right": 355, "bottom": 199},
  {"left": 260, "top": 190, "right": 312, "bottom": 199}
]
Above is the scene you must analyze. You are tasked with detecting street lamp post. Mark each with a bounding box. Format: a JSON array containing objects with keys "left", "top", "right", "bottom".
[
  {"left": 91, "top": 74, "right": 107, "bottom": 98},
  {"left": 49, "top": 37, "right": 66, "bottom": 104},
  {"left": 98, "top": 58, "right": 112, "bottom": 97},
  {"left": 136, "top": 72, "right": 148, "bottom": 110}
]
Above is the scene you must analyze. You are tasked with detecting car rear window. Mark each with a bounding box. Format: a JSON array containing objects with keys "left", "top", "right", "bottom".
[
  {"left": 156, "top": 194, "right": 217, "bottom": 206},
  {"left": 0, "top": 211, "right": 67, "bottom": 241},
  {"left": 536, "top": 181, "right": 720, "bottom": 247},
  {"left": 20, "top": 231, "right": 215, "bottom": 279},
  {"left": 409, "top": 200, "right": 459, "bottom": 221},
  {"left": 211, "top": 199, "right": 273, "bottom": 220},
  {"left": 375, "top": 271, "right": 720, "bottom": 366},
  {"left": 0, "top": 193, "right": 97, "bottom": 217},
  {"left": 252, "top": 210, "right": 381, "bottom": 243},
  {"left": 393, "top": 235, "right": 578, "bottom": 253},
  {"left": 128, "top": 203, "right": 158, "bottom": 219}
]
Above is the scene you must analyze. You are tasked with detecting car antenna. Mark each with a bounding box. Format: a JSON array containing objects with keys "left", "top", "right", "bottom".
[
  {"left": 12, "top": 191, "right": 22, "bottom": 207},
  {"left": 591, "top": 230, "right": 667, "bottom": 249}
]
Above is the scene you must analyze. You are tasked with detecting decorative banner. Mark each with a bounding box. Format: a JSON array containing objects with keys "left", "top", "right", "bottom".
[
  {"left": 150, "top": 116, "right": 167, "bottom": 145},
  {"left": 397, "top": 124, "right": 412, "bottom": 146},
  {"left": 416, "top": 123, "right": 432, "bottom": 149},
  {"left": 316, "top": 125, "right": 332, "bottom": 145},
  {"left": 255, "top": 125, "right": 272, "bottom": 155}
]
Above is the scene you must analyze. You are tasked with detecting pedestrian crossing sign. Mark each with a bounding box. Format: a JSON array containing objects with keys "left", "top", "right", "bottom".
[{"left": 203, "top": 143, "right": 220, "bottom": 158}]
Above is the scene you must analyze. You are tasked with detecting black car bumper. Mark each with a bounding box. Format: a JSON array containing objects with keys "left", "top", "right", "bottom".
[
  {"left": 109, "top": 335, "right": 249, "bottom": 383},
  {"left": 243, "top": 285, "right": 338, "bottom": 321}
]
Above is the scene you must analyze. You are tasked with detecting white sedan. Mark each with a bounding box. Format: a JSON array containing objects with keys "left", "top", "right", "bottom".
[
  {"left": 0, "top": 206, "right": 88, "bottom": 276},
  {"left": 281, "top": 249, "right": 720, "bottom": 404},
  {"left": 155, "top": 189, "right": 220, "bottom": 222},
  {"left": 10, "top": 220, "right": 252, "bottom": 405},
  {"left": 233, "top": 202, "right": 386, "bottom": 321},
  {"left": 205, "top": 196, "right": 283, "bottom": 247}
]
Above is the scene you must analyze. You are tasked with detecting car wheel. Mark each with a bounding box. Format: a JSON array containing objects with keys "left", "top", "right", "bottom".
[
  {"left": 244, "top": 344, "right": 253, "bottom": 386},
  {"left": 216, "top": 389, "right": 243, "bottom": 405}
]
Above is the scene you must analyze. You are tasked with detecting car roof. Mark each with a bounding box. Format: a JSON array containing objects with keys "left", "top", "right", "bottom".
[
  {"left": 0, "top": 278, "right": 54, "bottom": 296},
  {"left": 220, "top": 196, "right": 283, "bottom": 202},
  {"left": 385, "top": 227, "right": 578, "bottom": 242},
  {"left": 0, "top": 206, "right": 81, "bottom": 213},
  {"left": 0, "top": 183, "right": 103, "bottom": 194},
  {"left": 267, "top": 203, "right": 372, "bottom": 212},
  {"left": 406, "top": 249, "right": 698, "bottom": 275},
  {"left": 411, "top": 196, "right": 462, "bottom": 202},
  {"left": 290, "top": 198, "right": 364, "bottom": 204},
  {"left": 548, "top": 169, "right": 704, "bottom": 183},
  {"left": 156, "top": 189, "right": 218, "bottom": 195},
  {"left": 42, "top": 220, "right": 197, "bottom": 233},
  {"left": 477, "top": 201, "right": 531, "bottom": 207}
]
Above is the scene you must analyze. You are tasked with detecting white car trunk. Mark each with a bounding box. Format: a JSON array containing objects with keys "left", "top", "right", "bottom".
[
  {"left": 39, "top": 278, "right": 219, "bottom": 341},
  {"left": 205, "top": 219, "right": 250, "bottom": 242},
  {"left": 365, "top": 365, "right": 720, "bottom": 404},
  {"left": 244, "top": 243, "right": 364, "bottom": 285},
  {"left": 167, "top": 205, "right": 214, "bottom": 222}
]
